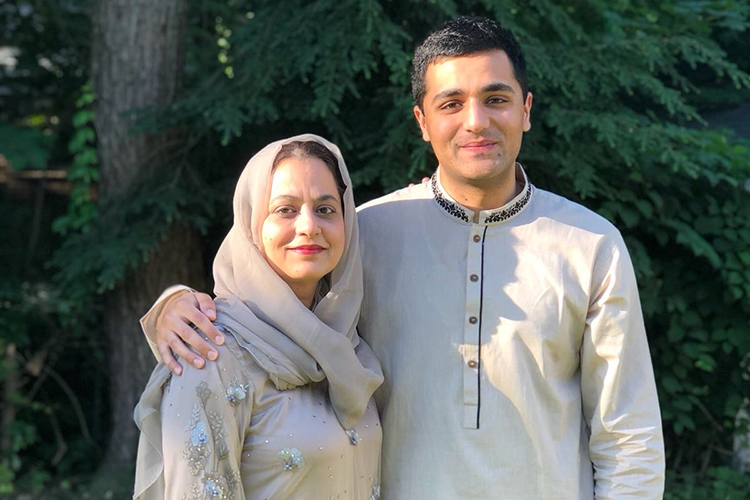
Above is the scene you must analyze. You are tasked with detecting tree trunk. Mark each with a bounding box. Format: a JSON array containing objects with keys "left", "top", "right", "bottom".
[
  {"left": 735, "top": 399, "right": 750, "bottom": 473},
  {"left": 91, "top": 0, "right": 203, "bottom": 464}
]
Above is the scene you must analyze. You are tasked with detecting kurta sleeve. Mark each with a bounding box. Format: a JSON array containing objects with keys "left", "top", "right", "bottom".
[
  {"left": 159, "top": 340, "right": 254, "bottom": 500},
  {"left": 580, "top": 233, "right": 665, "bottom": 499},
  {"left": 139, "top": 285, "right": 195, "bottom": 361}
]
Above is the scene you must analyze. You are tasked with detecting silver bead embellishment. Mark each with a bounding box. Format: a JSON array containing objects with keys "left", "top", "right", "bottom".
[
  {"left": 203, "top": 474, "right": 227, "bottom": 499},
  {"left": 225, "top": 382, "right": 248, "bottom": 407},
  {"left": 346, "top": 429, "right": 360, "bottom": 446},
  {"left": 278, "top": 447, "right": 305, "bottom": 470}
]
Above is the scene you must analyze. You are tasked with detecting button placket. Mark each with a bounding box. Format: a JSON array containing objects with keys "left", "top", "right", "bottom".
[{"left": 462, "top": 228, "right": 483, "bottom": 429}]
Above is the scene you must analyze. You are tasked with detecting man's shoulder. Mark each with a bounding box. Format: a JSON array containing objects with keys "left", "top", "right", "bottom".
[
  {"left": 356, "top": 182, "right": 432, "bottom": 217},
  {"left": 531, "top": 186, "right": 622, "bottom": 240}
]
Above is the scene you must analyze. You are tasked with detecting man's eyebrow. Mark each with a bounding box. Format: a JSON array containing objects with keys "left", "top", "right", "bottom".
[
  {"left": 431, "top": 82, "right": 516, "bottom": 105},
  {"left": 431, "top": 89, "right": 463, "bottom": 105},
  {"left": 482, "top": 82, "right": 515, "bottom": 94}
]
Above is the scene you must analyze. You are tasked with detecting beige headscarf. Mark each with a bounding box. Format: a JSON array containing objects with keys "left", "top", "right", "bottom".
[
  {"left": 212, "top": 133, "right": 383, "bottom": 427},
  {"left": 133, "top": 134, "right": 383, "bottom": 499}
]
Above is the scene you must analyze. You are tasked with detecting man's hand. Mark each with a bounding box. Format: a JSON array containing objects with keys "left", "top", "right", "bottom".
[
  {"left": 156, "top": 292, "right": 224, "bottom": 375},
  {"left": 407, "top": 176, "right": 431, "bottom": 188}
]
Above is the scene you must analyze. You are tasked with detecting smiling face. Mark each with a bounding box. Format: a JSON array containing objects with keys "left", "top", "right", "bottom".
[
  {"left": 261, "top": 156, "right": 345, "bottom": 299},
  {"left": 413, "top": 49, "right": 532, "bottom": 197}
]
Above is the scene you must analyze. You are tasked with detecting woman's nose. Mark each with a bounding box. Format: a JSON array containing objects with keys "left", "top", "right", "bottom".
[{"left": 296, "top": 206, "right": 320, "bottom": 236}]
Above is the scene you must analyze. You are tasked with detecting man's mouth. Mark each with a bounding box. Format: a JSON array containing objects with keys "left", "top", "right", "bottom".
[{"left": 459, "top": 140, "right": 497, "bottom": 153}]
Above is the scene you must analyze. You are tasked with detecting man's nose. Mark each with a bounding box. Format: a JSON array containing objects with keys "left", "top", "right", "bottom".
[{"left": 464, "top": 99, "right": 489, "bottom": 133}]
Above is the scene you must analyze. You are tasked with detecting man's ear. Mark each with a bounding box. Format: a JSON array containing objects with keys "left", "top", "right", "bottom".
[
  {"left": 523, "top": 92, "right": 533, "bottom": 132},
  {"left": 413, "top": 105, "right": 431, "bottom": 142}
]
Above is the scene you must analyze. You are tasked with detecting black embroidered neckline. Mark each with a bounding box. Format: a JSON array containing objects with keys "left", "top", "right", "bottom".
[
  {"left": 430, "top": 169, "right": 533, "bottom": 225},
  {"left": 431, "top": 174, "right": 470, "bottom": 223}
]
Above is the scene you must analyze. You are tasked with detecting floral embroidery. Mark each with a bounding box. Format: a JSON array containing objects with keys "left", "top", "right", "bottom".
[
  {"left": 203, "top": 472, "right": 237, "bottom": 499},
  {"left": 431, "top": 168, "right": 533, "bottom": 225},
  {"left": 278, "top": 447, "right": 305, "bottom": 470},
  {"left": 346, "top": 429, "right": 360, "bottom": 446},
  {"left": 203, "top": 476, "right": 225, "bottom": 499},
  {"left": 197, "top": 381, "right": 211, "bottom": 408},
  {"left": 183, "top": 418, "right": 209, "bottom": 475},
  {"left": 181, "top": 472, "right": 239, "bottom": 500},
  {"left": 178, "top": 355, "right": 240, "bottom": 498},
  {"left": 483, "top": 183, "right": 532, "bottom": 224},
  {"left": 431, "top": 174, "right": 470, "bottom": 223},
  {"left": 181, "top": 482, "right": 203, "bottom": 500},
  {"left": 190, "top": 421, "right": 208, "bottom": 446},
  {"left": 208, "top": 410, "right": 229, "bottom": 460},
  {"left": 225, "top": 380, "right": 249, "bottom": 407},
  {"left": 183, "top": 382, "right": 231, "bottom": 474},
  {"left": 371, "top": 484, "right": 381, "bottom": 500},
  {"left": 186, "top": 403, "right": 201, "bottom": 431}
]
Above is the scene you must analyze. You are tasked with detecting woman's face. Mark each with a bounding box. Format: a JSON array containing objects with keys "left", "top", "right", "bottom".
[{"left": 261, "top": 156, "right": 346, "bottom": 292}]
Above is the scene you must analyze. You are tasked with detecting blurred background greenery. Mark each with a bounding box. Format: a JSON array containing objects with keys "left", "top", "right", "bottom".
[{"left": 1, "top": 0, "right": 749, "bottom": 498}]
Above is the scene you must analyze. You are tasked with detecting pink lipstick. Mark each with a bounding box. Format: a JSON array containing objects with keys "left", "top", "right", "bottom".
[{"left": 289, "top": 245, "right": 325, "bottom": 255}]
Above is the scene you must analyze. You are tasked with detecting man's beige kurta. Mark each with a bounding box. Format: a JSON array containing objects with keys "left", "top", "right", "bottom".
[{"left": 355, "top": 167, "right": 664, "bottom": 499}]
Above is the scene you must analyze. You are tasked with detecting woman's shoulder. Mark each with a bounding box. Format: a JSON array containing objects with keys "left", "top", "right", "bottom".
[{"left": 209, "top": 325, "right": 269, "bottom": 388}]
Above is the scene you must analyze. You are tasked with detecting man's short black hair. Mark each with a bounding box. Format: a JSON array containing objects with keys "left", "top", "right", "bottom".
[{"left": 411, "top": 16, "right": 529, "bottom": 110}]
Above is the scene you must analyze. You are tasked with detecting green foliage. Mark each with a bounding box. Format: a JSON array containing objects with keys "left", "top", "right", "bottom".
[
  {"left": 0, "top": 281, "right": 105, "bottom": 495},
  {"left": 0, "top": 0, "right": 90, "bottom": 123},
  {"left": 0, "top": 123, "right": 53, "bottom": 170},
  {"left": 51, "top": 163, "right": 215, "bottom": 293},
  {"left": 2, "top": 0, "right": 750, "bottom": 493},
  {"left": 167, "top": 0, "right": 750, "bottom": 474},
  {"left": 52, "top": 83, "right": 99, "bottom": 235},
  {"left": 666, "top": 467, "right": 750, "bottom": 499}
]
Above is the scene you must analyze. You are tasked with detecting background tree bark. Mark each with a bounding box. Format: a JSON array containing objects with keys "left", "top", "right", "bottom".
[{"left": 91, "top": 0, "right": 203, "bottom": 464}]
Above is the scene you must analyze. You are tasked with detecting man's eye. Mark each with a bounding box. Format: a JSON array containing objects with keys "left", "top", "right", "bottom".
[
  {"left": 487, "top": 97, "right": 507, "bottom": 105},
  {"left": 440, "top": 101, "right": 460, "bottom": 110}
]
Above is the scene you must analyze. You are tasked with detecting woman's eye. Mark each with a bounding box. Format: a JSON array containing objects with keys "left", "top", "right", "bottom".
[
  {"left": 317, "top": 205, "right": 336, "bottom": 215},
  {"left": 274, "top": 206, "right": 296, "bottom": 215}
]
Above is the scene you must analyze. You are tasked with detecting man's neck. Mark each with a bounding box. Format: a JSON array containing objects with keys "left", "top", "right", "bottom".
[{"left": 438, "top": 166, "right": 520, "bottom": 223}]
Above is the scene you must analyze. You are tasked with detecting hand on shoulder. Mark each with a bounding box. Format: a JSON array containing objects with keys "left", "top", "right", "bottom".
[{"left": 156, "top": 291, "right": 223, "bottom": 375}]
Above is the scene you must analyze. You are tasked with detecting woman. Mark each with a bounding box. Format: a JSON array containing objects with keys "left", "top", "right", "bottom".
[{"left": 133, "top": 135, "right": 384, "bottom": 500}]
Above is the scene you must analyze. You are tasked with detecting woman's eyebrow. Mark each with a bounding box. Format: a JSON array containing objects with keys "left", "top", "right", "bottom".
[{"left": 269, "top": 194, "right": 339, "bottom": 203}]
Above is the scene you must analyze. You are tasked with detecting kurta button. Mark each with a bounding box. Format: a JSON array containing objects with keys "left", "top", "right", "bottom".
[
  {"left": 470, "top": 274, "right": 478, "bottom": 282},
  {"left": 469, "top": 316, "right": 478, "bottom": 324},
  {"left": 467, "top": 359, "right": 478, "bottom": 368},
  {"left": 473, "top": 235, "right": 481, "bottom": 242}
]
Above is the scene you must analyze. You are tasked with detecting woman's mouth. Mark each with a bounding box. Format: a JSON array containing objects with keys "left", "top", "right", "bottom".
[{"left": 289, "top": 245, "right": 325, "bottom": 255}]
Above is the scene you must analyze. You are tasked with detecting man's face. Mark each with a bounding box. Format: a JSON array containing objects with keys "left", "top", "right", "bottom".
[{"left": 413, "top": 50, "right": 532, "bottom": 191}]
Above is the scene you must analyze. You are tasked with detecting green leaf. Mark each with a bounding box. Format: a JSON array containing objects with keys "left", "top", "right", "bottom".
[
  {"left": 72, "top": 109, "right": 95, "bottom": 128},
  {"left": 0, "top": 123, "right": 53, "bottom": 170}
]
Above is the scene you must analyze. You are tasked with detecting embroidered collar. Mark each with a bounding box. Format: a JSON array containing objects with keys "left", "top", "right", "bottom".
[{"left": 430, "top": 164, "right": 533, "bottom": 226}]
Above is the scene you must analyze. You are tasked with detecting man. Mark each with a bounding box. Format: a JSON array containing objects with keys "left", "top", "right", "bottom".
[{"left": 142, "top": 16, "right": 664, "bottom": 499}]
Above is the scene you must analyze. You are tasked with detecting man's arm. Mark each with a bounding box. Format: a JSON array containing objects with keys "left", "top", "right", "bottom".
[
  {"left": 581, "top": 234, "right": 665, "bottom": 499},
  {"left": 140, "top": 286, "right": 224, "bottom": 375}
]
